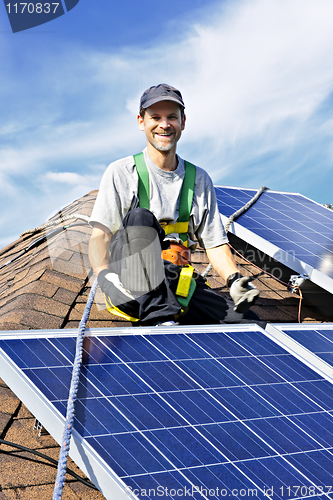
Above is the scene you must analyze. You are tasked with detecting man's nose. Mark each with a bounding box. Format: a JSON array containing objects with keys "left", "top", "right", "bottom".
[{"left": 159, "top": 118, "right": 170, "bottom": 129}]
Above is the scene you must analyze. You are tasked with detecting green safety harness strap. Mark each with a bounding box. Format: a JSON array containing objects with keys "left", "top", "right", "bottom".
[
  {"left": 134, "top": 152, "right": 150, "bottom": 211},
  {"left": 133, "top": 152, "right": 196, "bottom": 244}
]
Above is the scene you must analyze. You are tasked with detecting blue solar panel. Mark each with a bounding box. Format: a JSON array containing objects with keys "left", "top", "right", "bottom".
[
  {"left": 1, "top": 324, "right": 333, "bottom": 499},
  {"left": 266, "top": 323, "right": 333, "bottom": 369},
  {"left": 215, "top": 186, "right": 333, "bottom": 293}
]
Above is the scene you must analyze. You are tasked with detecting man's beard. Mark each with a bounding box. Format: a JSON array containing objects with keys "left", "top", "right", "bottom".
[{"left": 150, "top": 133, "right": 177, "bottom": 152}]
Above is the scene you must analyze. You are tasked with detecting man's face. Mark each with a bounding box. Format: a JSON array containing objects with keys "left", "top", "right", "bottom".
[{"left": 137, "top": 100, "right": 186, "bottom": 153}]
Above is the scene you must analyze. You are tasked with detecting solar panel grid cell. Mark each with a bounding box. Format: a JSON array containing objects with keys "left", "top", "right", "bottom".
[
  {"left": 1, "top": 338, "right": 71, "bottom": 368},
  {"left": 236, "top": 457, "right": 319, "bottom": 496},
  {"left": 259, "top": 354, "right": 320, "bottom": 381},
  {"left": 320, "top": 353, "right": 333, "bottom": 364},
  {"left": 246, "top": 416, "right": 320, "bottom": 454},
  {"left": 296, "top": 380, "right": 333, "bottom": 410},
  {"left": 283, "top": 329, "right": 333, "bottom": 352},
  {"left": 287, "top": 450, "right": 333, "bottom": 486},
  {"left": 220, "top": 356, "right": 284, "bottom": 385},
  {"left": 210, "top": 386, "right": 278, "bottom": 419},
  {"left": 2, "top": 326, "right": 333, "bottom": 499},
  {"left": 73, "top": 398, "right": 132, "bottom": 436},
  {"left": 186, "top": 332, "right": 250, "bottom": 357},
  {"left": 162, "top": 390, "right": 235, "bottom": 424},
  {"left": 254, "top": 383, "right": 323, "bottom": 414},
  {"left": 292, "top": 412, "right": 333, "bottom": 448},
  {"left": 111, "top": 393, "right": 188, "bottom": 430},
  {"left": 223, "top": 330, "right": 286, "bottom": 355}
]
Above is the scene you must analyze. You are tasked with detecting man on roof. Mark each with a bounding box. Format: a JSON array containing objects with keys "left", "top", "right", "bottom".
[{"left": 89, "top": 83, "right": 260, "bottom": 326}]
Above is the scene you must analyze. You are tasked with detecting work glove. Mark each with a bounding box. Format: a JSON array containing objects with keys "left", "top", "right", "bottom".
[
  {"left": 98, "top": 269, "right": 141, "bottom": 320},
  {"left": 227, "top": 273, "right": 260, "bottom": 313},
  {"left": 97, "top": 269, "right": 135, "bottom": 302}
]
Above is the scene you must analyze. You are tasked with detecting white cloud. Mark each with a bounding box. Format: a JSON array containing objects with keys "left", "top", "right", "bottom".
[
  {"left": 179, "top": 0, "right": 333, "bottom": 167},
  {"left": 44, "top": 171, "right": 89, "bottom": 184},
  {"left": 4, "top": 0, "right": 333, "bottom": 176}
]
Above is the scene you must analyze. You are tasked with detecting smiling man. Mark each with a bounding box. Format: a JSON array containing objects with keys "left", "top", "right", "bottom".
[
  {"left": 89, "top": 83, "right": 260, "bottom": 326},
  {"left": 138, "top": 99, "right": 185, "bottom": 163}
]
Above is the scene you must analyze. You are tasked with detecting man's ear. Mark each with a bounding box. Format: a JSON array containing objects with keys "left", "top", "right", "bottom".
[
  {"left": 137, "top": 114, "right": 145, "bottom": 131},
  {"left": 181, "top": 113, "right": 186, "bottom": 131}
]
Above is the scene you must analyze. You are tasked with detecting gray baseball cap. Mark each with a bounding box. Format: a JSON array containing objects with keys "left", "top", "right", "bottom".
[{"left": 139, "top": 83, "right": 185, "bottom": 110}]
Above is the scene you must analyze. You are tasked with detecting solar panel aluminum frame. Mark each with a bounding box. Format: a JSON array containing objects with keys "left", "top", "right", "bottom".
[
  {"left": 216, "top": 185, "right": 333, "bottom": 295},
  {"left": 265, "top": 323, "right": 333, "bottom": 383},
  {"left": 0, "top": 323, "right": 268, "bottom": 499}
]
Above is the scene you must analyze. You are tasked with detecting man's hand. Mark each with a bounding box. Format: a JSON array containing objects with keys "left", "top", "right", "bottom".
[
  {"left": 228, "top": 273, "right": 260, "bottom": 313},
  {"left": 206, "top": 245, "right": 260, "bottom": 313},
  {"left": 97, "top": 269, "right": 135, "bottom": 301}
]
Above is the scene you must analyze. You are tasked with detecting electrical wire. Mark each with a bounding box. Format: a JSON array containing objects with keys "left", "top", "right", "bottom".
[
  {"left": 20, "top": 213, "right": 90, "bottom": 237},
  {"left": 0, "top": 222, "right": 88, "bottom": 272},
  {"left": 228, "top": 242, "right": 304, "bottom": 322},
  {"left": 0, "top": 438, "right": 98, "bottom": 490},
  {"left": 298, "top": 287, "right": 303, "bottom": 324}
]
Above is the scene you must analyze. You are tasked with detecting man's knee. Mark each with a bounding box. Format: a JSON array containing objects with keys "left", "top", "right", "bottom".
[
  {"left": 122, "top": 208, "right": 166, "bottom": 247},
  {"left": 124, "top": 207, "right": 157, "bottom": 228},
  {"left": 113, "top": 209, "right": 164, "bottom": 293}
]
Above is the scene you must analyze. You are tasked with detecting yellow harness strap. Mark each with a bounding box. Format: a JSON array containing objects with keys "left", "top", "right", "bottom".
[
  {"left": 163, "top": 221, "right": 189, "bottom": 243},
  {"left": 104, "top": 295, "right": 140, "bottom": 322}
]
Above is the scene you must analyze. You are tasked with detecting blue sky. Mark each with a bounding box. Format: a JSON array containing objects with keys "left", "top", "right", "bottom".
[{"left": 1, "top": 0, "right": 333, "bottom": 248}]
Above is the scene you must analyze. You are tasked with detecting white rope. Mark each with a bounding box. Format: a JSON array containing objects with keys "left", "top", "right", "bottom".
[
  {"left": 52, "top": 278, "right": 98, "bottom": 499},
  {"left": 224, "top": 186, "right": 269, "bottom": 234},
  {"left": 202, "top": 186, "right": 269, "bottom": 278}
]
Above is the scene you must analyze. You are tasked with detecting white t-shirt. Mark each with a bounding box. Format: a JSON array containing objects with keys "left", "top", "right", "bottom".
[{"left": 90, "top": 149, "right": 228, "bottom": 251}]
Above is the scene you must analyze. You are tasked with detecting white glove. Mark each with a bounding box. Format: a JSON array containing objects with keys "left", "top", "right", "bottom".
[
  {"left": 98, "top": 270, "right": 135, "bottom": 301},
  {"left": 228, "top": 274, "right": 260, "bottom": 313}
]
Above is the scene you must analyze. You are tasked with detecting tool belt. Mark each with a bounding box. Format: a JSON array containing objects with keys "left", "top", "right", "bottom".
[{"left": 161, "top": 242, "right": 191, "bottom": 266}]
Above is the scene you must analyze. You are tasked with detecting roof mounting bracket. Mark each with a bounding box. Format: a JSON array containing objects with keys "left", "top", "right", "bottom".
[
  {"left": 288, "top": 273, "right": 309, "bottom": 294},
  {"left": 33, "top": 418, "right": 46, "bottom": 437}
]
